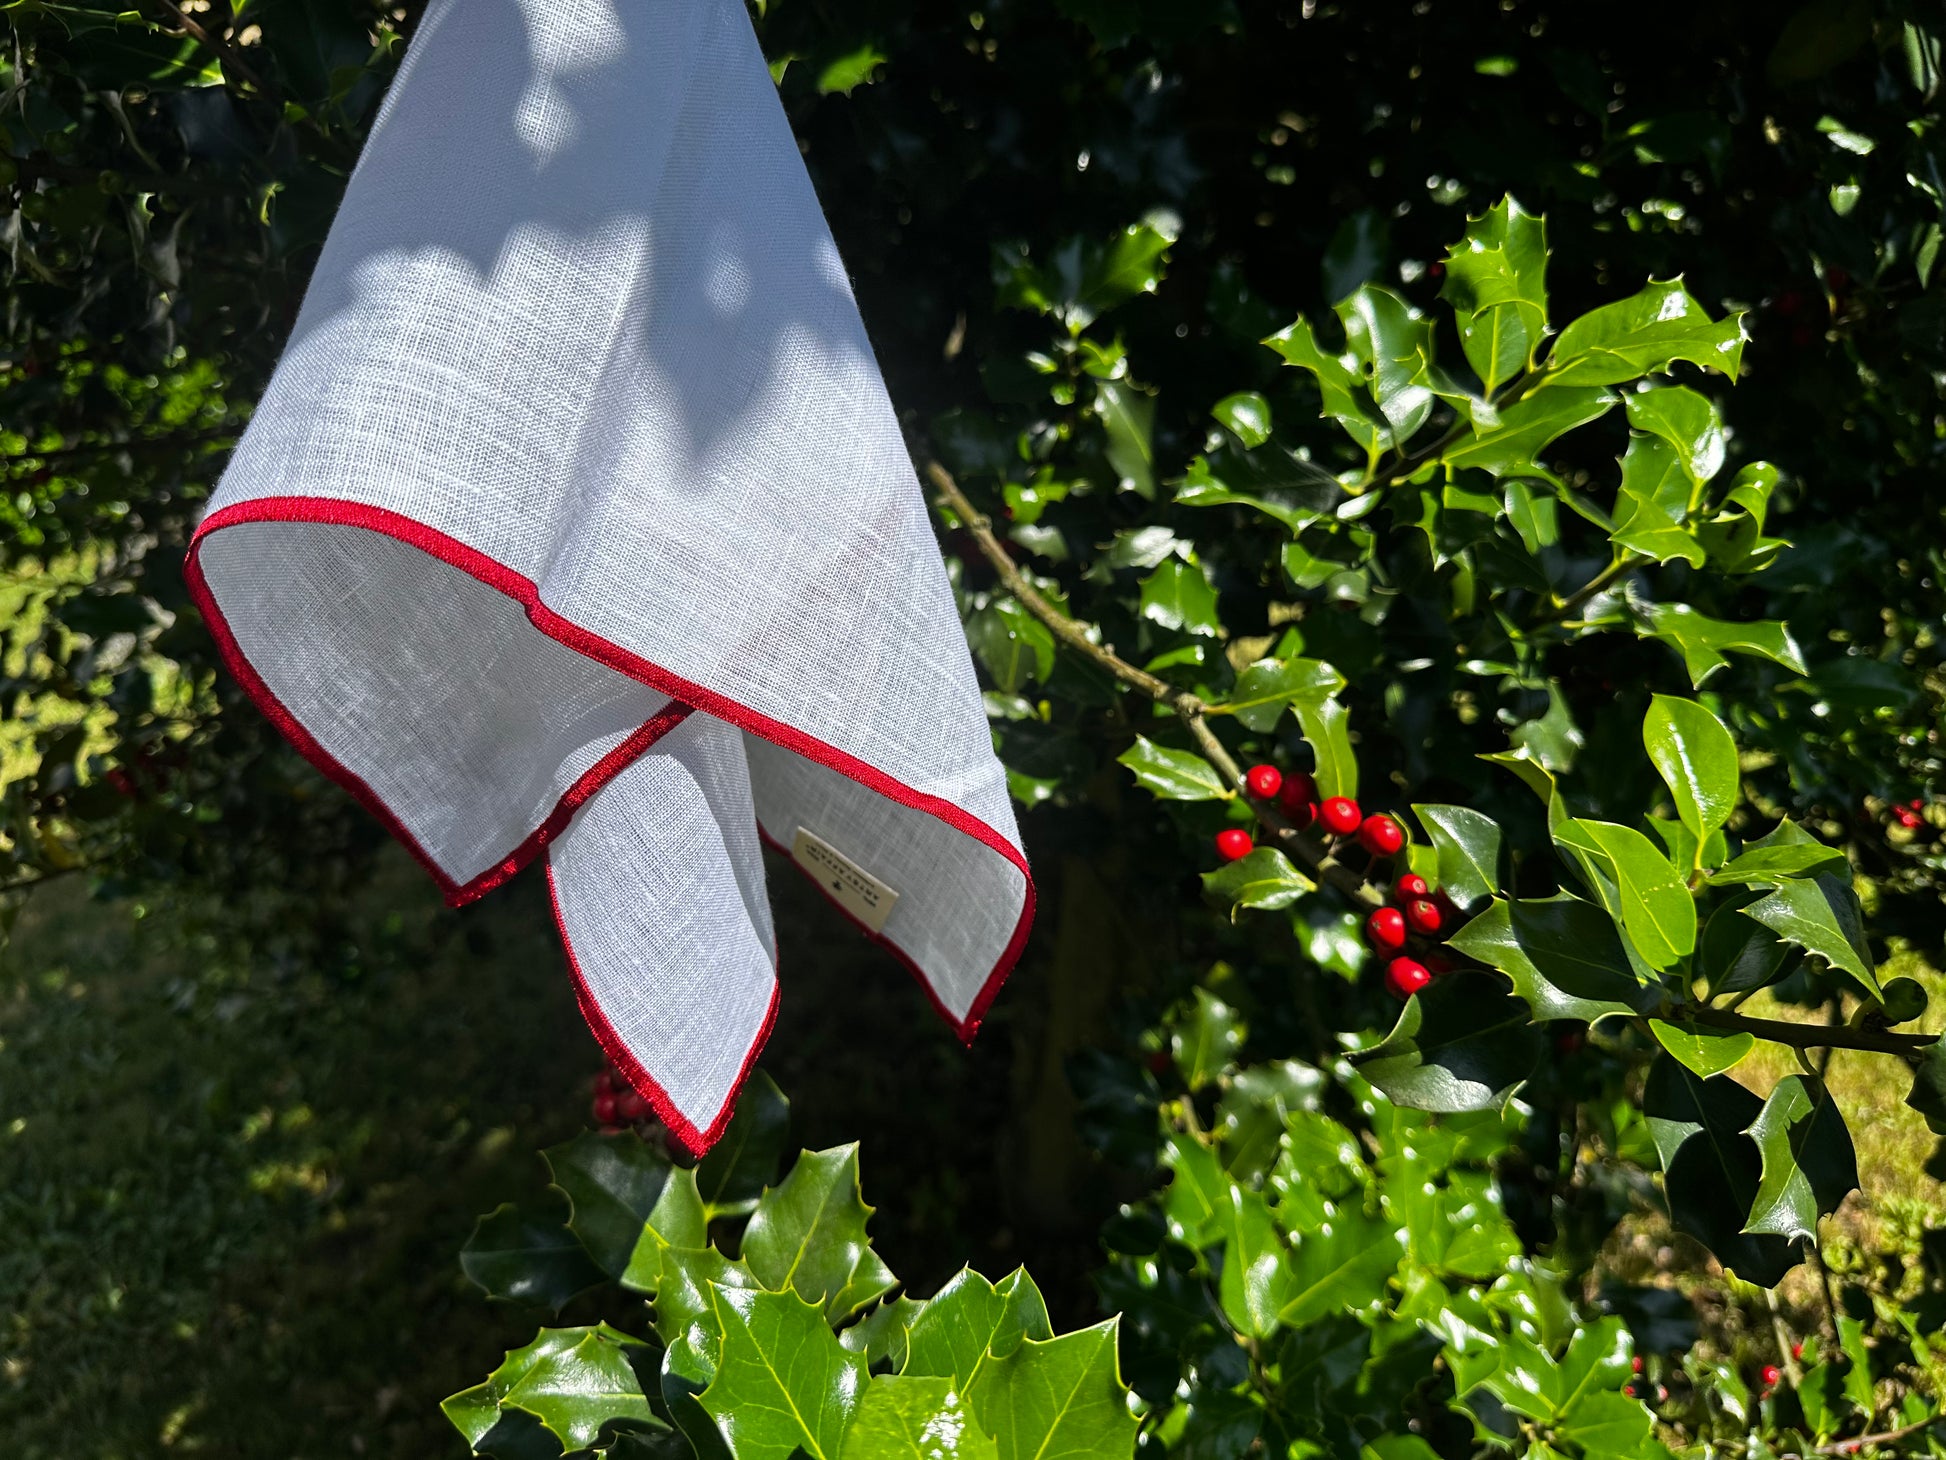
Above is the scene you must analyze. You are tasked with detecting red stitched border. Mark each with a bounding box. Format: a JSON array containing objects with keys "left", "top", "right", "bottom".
[
  {"left": 182, "top": 493, "right": 1034, "bottom": 1076},
  {"left": 545, "top": 859, "right": 780, "bottom": 1158}
]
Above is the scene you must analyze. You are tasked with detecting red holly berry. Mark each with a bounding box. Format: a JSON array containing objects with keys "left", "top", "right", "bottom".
[
  {"left": 1365, "top": 906, "right": 1408, "bottom": 953},
  {"left": 1244, "top": 763, "right": 1283, "bottom": 799},
  {"left": 1896, "top": 808, "right": 1922, "bottom": 829},
  {"left": 1909, "top": 798, "right": 1925, "bottom": 811},
  {"left": 1385, "top": 957, "right": 1432, "bottom": 1000},
  {"left": 1433, "top": 888, "right": 1462, "bottom": 920},
  {"left": 1630, "top": 1355, "right": 1643, "bottom": 1374},
  {"left": 1424, "top": 951, "right": 1455, "bottom": 976},
  {"left": 1761, "top": 1364, "right": 1781, "bottom": 1388},
  {"left": 1394, "top": 873, "right": 1431, "bottom": 900},
  {"left": 106, "top": 768, "right": 137, "bottom": 798},
  {"left": 1826, "top": 266, "right": 1850, "bottom": 291},
  {"left": 1792, "top": 1342, "right": 1804, "bottom": 1360},
  {"left": 616, "top": 1089, "right": 649, "bottom": 1122},
  {"left": 592, "top": 1092, "right": 618, "bottom": 1124},
  {"left": 1556, "top": 1028, "right": 1585, "bottom": 1054},
  {"left": 1404, "top": 898, "right": 1443, "bottom": 937},
  {"left": 594, "top": 1071, "right": 616, "bottom": 1096},
  {"left": 1623, "top": 1384, "right": 1637, "bottom": 1399},
  {"left": 1357, "top": 813, "right": 1405, "bottom": 857},
  {"left": 1147, "top": 1049, "right": 1172, "bottom": 1075},
  {"left": 1319, "top": 796, "right": 1362, "bottom": 836},
  {"left": 1215, "top": 828, "right": 1255, "bottom": 862},
  {"left": 1774, "top": 289, "right": 1804, "bottom": 317},
  {"left": 1278, "top": 771, "right": 1318, "bottom": 809}
]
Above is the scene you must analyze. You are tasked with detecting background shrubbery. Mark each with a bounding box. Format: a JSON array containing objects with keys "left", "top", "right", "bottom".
[{"left": 3, "top": 0, "right": 1945, "bottom": 1455}]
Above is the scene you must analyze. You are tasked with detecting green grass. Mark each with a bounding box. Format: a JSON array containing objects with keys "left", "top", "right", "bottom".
[{"left": 0, "top": 851, "right": 596, "bottom": 1458}]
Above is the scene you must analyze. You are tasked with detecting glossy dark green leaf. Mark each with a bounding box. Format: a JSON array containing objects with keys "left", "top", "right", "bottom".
[
  {"left": 1264, "top": 314, "right": 1390, "bottom": 456},
  {"left": 1624, "top": 386, "right": 1725, "bottom": 485},
  {"left": 1643, "top": 695, "right": 1739, "bottom": 856},
  {"left": 1293, "top": 695, "right": 1357, "bottom": 799},
  {"left": 1449, "top": 895, "right": 1659, "bottom": 1024},
  {"left": 839, "top": 1377, "right": 998, "bottom": 1459},
  {"left": 742, "top": 1145, "right": 896, "bottom": 1321},
  {"left": 1544, "top": 278, "right": 1745, "bottom": 385},
  {"left": 1647, "top": 1019, "right": 1755, "bottom": 1077},
  {"left": 1201, "top": 847, "right": 1316, "bottom": 919},
  {"left": 544, "top": 1131, "right": 675, "bottom": 1279},
  {"left": 1743, "top": 872, "right": 1878, "bottom": 996},
  {"left": 660, "top": 1330, "right": 732, "bottom": 1460},
  {"left": 1159, "top": 1132, "right": 1230, "bottom": 1248},
  {"left": 654, "top": 1247, "right": 762, "bottom": 1348},
  {"left": 1216, "top": 1062, "right": 1330, "bottom": 1181},
  {"left": 1410, "top": 804, "right": 1503, "bottom": 907},
  {"left": 1706, "top": 819, "right": 1846, "bottom": 886},
  {"left": 1439, "top": 384, "right": 1616, "bottom": 478},
  {"left": 969, "top": 600, "right": 1056, "bottom": 693},
  {"left": 695, "top": 1071, "right": 790, "bottom": 1218},
  {"left": 1633, "top": 600, "right": 1806, "bottom": 687},
  {"left": 840, "top": 1294, "right": 926, "bottom": 1371},
  {"left": 1115, "top": 736, "right": 1229, "bottom": 800},
  {"left": 970, "top": 1320, "right": 1139, "bottom": 1460},
  {"left": 1224, "top": 656, "right": 1342, "bottom": 733},
  {"left": 1697, "top": 461, "right": 1790, "bottom": 573},
  {"left": 1096, "top": 378, "right": 1157, "bottom": 498},
  {"left": 442, "top": 1328, "right": 589, "bottom": 1453},
  {"left": 1138, "top": 559, "right": 1220, "bottom": 637},
  {"left": 1611, "top": 434, "right": 1705, "bottom": 568},
  {"left": 1212, "top": 391, "right": 1272, "bottom": 448},
  {"left": 621, "top": 1167, "right": 710, "bottom": 1297},
  {"left": 1565, "top": 819, "right": 1696, "bottom": 968},
  {"left": 1171, "top": 988, "right": 1246, "bottom": 1089},
  {"left": 461, "top": 1201, "right": 607, "bottom": 1313},
  {"left": 1743, "top": 1074, "right": 1858, "bottom": 1243},
  {"left": 1214, "top": 1183, "right": 1294, "bottom": 1338},
  {"left": 1351, "top": 968, "right": 1545, "bottom": 1112},
  {"left": 994, "top": 217, "right": 1177, "bottom": 335},
  {"left": 1276, "top": 1205, "right": 1404, "bottom": 1327},
  {"left": 1336, "top": 284, "right": 1437, "bottom": 442},
  {"left": 1642, "top": 1055, "right": 1799, "bottom": 1287},
  {"left": 700, "top": 1286, "right": 867, "bottom": 1460},
  {"left": 499, "top": 1325, "right": 661, "bottom": 1452},
  {"left": 903, "top": 1266, "right": 1052, "bottom": 1392},
  {"left": 1441, "top": 195, "right": 1548, "bottom": 394}
]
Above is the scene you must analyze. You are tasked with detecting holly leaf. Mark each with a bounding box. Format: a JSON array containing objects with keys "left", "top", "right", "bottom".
[
  {"left": 1160, "top": 1132, "right": 1231, "bottom": 1248},
  {"left": 1097, "top": 379, "right": 1158, "bottom": 498},
  {"left": 460, "top": 1201, "right": 607, "bottom": 1313},
  {"left": 1633, "top": 600, "right": 1805, "bottom": 687},
  {"left": 1905, "top": 1042, "right": 1946, "bottom": 1135},
  {"left": 1212, "top": 391, "right": 1273, "bottom": 448},
  {"left": 1624, "top": 386, "right": 1725, "bottom": 485},
  {"left": 1611, "top": 434, "right": 1705, "bottom": 568},
  {"left": 1697, "top": 461, "right": 1790, "bottom": 573},
  {"left": 1743, "top": 1075, "right": 1858, "bottom": 1244},
  {"left": 1643, "top": 1056, "right": 1799, "bottom": 1287},
  {"left": 1213, "top": 1184, "right": 1295, "bottom": 1338},
  {"left": 742, "top": 1145, "right": 897, "bottom": 1321},
  {"left": 1225, "top": 656, "right": 1343, "bottom": 733},
  {"left": 1411, "top": 804, "right": 1503, "bottom": 907},
  {"left": 903, "top": 1267, "right": 1053, "bottom": 1392},
  {"left": 840, "top": 1377, "right": 998, "bottom": 1459},
  {"left": 1449, "top": 895, "right": 1659, "bottom": 1024},
  {"left": 970, "top": 1320, "right": 1139, "bottom": 1460},
  {"left": 700, "top": 1287, "right": 868, "bottom": 1460},
  {"left": 1742, "top": 872, "right": 1878, "bottom": 997},
  {"left": 1336, "top": 284, "right": 1438, "bottom": 442},
  {"left": 1294, "top": 696, "right": 1358, "bottom": 799},
  {"left": 1172, "top": 988, "right": 1247, "bottom": 1090},
  {"left": 1202, "top": 847, "right": 1316, "bottom": 918},
  {"left": 840, "top": 1295, "right": 927, "bottom": 1371},
  {"left": 1698, "top": 903, "right": 1797, "bottom": 997},
  {"left": 1352, "top": 968, "right": 1545, "bottom": 1112},
  {"left": 695, "top": 1071, "right": 791, "bottom": 1218},
  {"left": 443, "top": 1328, "right": 590, "bottom": 1453},
  {"left": 1543, "top": 278, "right": 1745, "bottom": 385},
  {"left": 1706, "top": 819, "right": 1846, "bottom": 887},
  {"left": 1276, "top": 1206, "right": 1405, "bottom": 1327},
  {"left": 969, "top": 599, "right": 1056, "bottom": 692},
  {"left": 1264, "top": 314, "right": 1391, "bottom": 456},
  {"left": 654, "top": 1247, "right": 763, "bottom": 1348},
  {"left": 1441, "top": 195, "right": 1549, "bottom": 394},
  {"left": 1439, "top": 384, "right": 1616, "bottom": 478},
  {"left": 1648, "top": 1019, "right": 1756, "bottom": 1078},
  {"left": 499, "top": 1324, "right": 661, "bottom": 1453},
  {"left": 1116, "top": 737, "right": 1229, "bottom": 800},
  {"left": 1643, "top": 696, "right": 1739, "bottom": 855},
  {"left": 544, "top": 1131, "right": 676, "bottom": 1279},
  {"left": 1566, "top": 819, "right": 1696, "bottom": 968},
  {"left": 621, "top": 1167, "right": 710, "bottom": 1297},
  {"left": 1138, "top": 559, "right": 1220, "bottom": 636}
]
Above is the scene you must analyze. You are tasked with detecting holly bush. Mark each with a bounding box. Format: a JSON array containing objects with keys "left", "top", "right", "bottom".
[{"left": 6, "top": 1, "right": 1946, "bottom": 1457}]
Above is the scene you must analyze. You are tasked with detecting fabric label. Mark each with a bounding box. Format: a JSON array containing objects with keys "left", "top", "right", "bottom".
[{"left": 790, "top": 828, "right": 899, "bottom": 934}]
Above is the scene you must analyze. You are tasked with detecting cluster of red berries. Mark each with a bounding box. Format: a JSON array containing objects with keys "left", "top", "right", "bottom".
[
  {"left": 1217, "top": 764, "right": 1455, "bottom": 1001},
  {"left": 591, "top": 1066, "right": 654, "bottom": 1131},
  {"left": 1892, "top": 798, "right": 1929, "bottom": 831}
]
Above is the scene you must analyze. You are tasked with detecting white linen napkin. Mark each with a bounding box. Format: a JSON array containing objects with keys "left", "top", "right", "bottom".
[{"left": 184, "top": 0, "right": 1032, "bottom": 1154}]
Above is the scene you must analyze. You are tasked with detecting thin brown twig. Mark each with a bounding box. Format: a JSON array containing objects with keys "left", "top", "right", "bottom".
[
  {"left": 923, "top": 457, "right": 1383, "bottom": 908},
  {"left": 1814, "top": 1414, "right": 1943, "bottom": 1455},
  {"left": 1688, "top": 1004, "right": 1936, "bottom": 1057}
]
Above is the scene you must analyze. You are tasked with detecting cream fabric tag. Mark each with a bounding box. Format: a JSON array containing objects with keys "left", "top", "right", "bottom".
[{"left": 791, "top": 827, "right": 899, "bottom": 934}]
